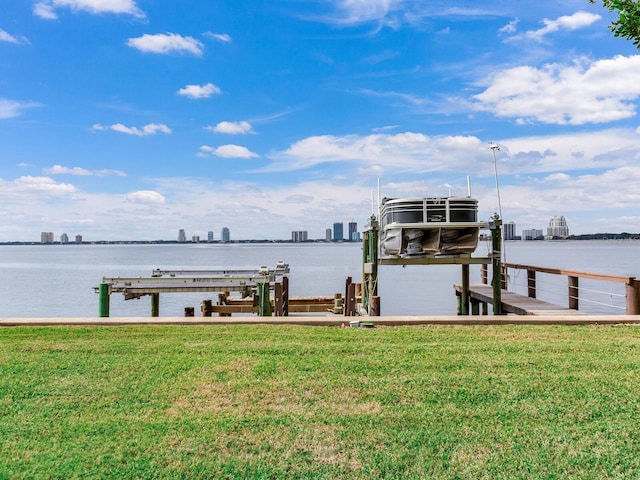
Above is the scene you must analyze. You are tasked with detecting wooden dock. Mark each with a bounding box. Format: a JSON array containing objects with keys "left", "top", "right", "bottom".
[{"left": 455, "top": 284, "right": 587, "bottom": 316}]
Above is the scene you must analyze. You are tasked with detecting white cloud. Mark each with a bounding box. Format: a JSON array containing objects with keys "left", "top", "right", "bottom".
[
  {"left": 33, "top": 0, "right": 145, "bottom": 19},
  {"left": 205, "top": 121, "right": 255, "bottom": 134},
  {"left": 44, "top": 165, "right": 126, "bottom": 176},
  {"left": 330, "top": 0, "right": 399, "bottom": 24},
  {"left": 472, "top": 55, "right": 640, "bottom": 125},
  {"left": 204, "top": 32, "right": 232, "bottom": 43},
  {"left": 177, "top": 83, "right": 221, "bottom": 99},
  {"left": 127, "top": 33, "right": 204, "bottom": 56},
  {"left": 92, "top": 123, "right": 172, "bottom": 136},
  {"left": 126, "top": 190, "right": 166, "bottom": 204},
  {"left": 515, "top": 11, "right": 602, "bottom": 42},
  {"left": 360, "top": 88, "right": 425, "bottom": 105},
  {"left": 0, "top": 29, "right": 28, "bottom": 44},
  {"left": 499, "top": 18, "right": 519, "bottom": 34},
  {"left": 266, "top": 132, "right": 482, "bottom": 172},
  {"left": 199, "top": 144, "right": 259, "bottom": 158},
  {"left": 0, "top": 99, "right": 40, "bottom": 119},
  {"left": 6, "top": 176, "right": 76, "bottom": 195},
  {"left": 33, "top": 2, "right": 58, "bottom": 19}
]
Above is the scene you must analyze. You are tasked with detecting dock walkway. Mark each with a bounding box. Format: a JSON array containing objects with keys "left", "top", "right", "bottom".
[{"left": 455, "top": 284, "right": 587, "bottom": 316}]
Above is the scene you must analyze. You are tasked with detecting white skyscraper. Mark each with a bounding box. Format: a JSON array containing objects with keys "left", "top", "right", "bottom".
[{"left": 547, "top": 216, "right": 569, "bottom": 239}]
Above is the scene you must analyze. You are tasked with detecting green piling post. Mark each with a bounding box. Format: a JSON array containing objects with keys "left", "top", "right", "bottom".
[
  {"left": 491, "top": 214, "right": 503, "bottom": 315},
  {"left": 362, "top": 215, "right": 378, "bottom": 315},
  {"left": 258, "top": 281, "right": 272, "bottom": 317},
  {"left": 98, "top": 283, "right": 110, "bottom": 318}
]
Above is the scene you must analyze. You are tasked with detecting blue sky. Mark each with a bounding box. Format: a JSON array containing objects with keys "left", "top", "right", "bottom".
[{"left": 2, "top": 0, "right": 640, "bottom": 241}]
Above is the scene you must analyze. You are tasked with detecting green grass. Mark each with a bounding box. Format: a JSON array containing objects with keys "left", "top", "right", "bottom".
[{"left": 1, "top": 325, "right": 640, "bottom": 479}]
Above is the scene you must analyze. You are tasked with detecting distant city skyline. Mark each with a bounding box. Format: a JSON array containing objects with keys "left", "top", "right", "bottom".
[{"left": 2, "top": 2, "right": 640, "bottom": 241}]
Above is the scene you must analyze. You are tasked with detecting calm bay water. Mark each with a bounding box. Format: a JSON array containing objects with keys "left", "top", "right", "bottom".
[{"left": 0, "top": 240, "right": 639, "bottom": 317}]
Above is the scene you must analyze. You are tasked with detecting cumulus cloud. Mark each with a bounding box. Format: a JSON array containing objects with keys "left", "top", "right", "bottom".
[
  {"left": 266, "top": 132, "right": 482, "bottom": 172},
  {"left": 126, "top": 190, "right": 166, "bottom": 204},
  {"left": 33, "top": 0, "right": 145, "bottom": 19},
  {"left": 472, "top": 55, "right": 640, "bottom": 125},
  {"left": 7, "top": 176, "right": 76, "bottom": 195},
  {"left": 205, "top": 121, "right": 255, "bottom": 134},
  {"left": 199, "top": 144, "right": 259, "bottom": 158},
  {"left": 177, "top": 83, "right": 221, "bottom": 99},
  {"left": 0, "top": 99, "right": 40, "bottom": 119},
  {"left": 508, "top": 11, "right": 601, "bottom": 42},
  {"left": 92, "top": 123, "right": 172, "bottom": 136},
  {"left": 203, "top": 32, "right": 232, "bottom": 42},
  {"left": 0, "top": 29, "right": 28, "bottom": 44},
  {"left": 127, "top": 33, "right": 204, "bottom": 56},
  {"left": 43, "top": 165, "right": 126, "bottom": 176}
]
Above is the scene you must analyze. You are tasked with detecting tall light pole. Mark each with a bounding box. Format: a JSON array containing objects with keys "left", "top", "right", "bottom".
[
  {"left": 489, "top": 143, "right": 503, "bottom": 222},
  {"left": 490, "top": 142, "right": 506, "bottom": 264}
]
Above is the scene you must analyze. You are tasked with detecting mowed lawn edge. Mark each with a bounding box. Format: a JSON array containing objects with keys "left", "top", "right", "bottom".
[{"left": 1, "top": 324, "right": 639, "bottom": 479}]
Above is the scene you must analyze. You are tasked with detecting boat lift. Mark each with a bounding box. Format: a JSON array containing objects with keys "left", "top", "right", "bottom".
[
  {"left": 96, "top": 262, "right": 290, "bottom": 317},
  {"left": 361, "top": 209, "right": 503, "bottom": 316}
]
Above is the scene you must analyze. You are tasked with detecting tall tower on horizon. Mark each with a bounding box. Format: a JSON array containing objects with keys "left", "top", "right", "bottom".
[
  {"left": 547, "top": 215, "right": 569, "bottom": 238},
  {"left": 504, "top": 221, "right": 516, "bottom": 240},
  {"left": 333, "top": 222, "right": 343, "bottom": 241},
  {"left": 178, "top": 229, "right": 186, "bottom": 243},
  {"left": 221, "top": 227, "right": 230, "bottom": 243},
  {"left": 348, "top": 221, "right": 358, "bottom": 241}
]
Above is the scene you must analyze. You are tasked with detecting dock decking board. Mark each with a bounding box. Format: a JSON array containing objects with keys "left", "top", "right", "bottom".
[{"left": 455, "top": 284, "right": 587, "bottom": 316}]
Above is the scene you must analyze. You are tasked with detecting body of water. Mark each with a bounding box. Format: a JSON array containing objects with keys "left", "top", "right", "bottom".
[{"left": 0, "top": 240, "right": 638, "bottom": 317}]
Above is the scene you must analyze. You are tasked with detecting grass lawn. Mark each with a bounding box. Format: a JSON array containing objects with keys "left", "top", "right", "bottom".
[{"left": 1, "top": 324, "right": 640, "bottom": 479}]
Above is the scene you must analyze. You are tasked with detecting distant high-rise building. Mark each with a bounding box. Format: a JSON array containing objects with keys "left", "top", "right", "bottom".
[
  {"left": 221, "top": 227, "right": 230, "bottom": 243},
  {"left": 192, "top": 235, "right": 200, "bottom": 243},
  {"left": 41, "top": 232, "right": 54, "bottom": 244},
  {"left": 547, "top": 215, "right": 569, "bottom": 238},
  {"left": 522, "top": 229, "right": 543, "bottom": 240},
  {"left": 178, "top": 229, "right": 186, "bottom": 243},
  {"left": 60, "top": 233, "right": 69, "bottom": 244},
  {"left": 291, "top": 231, "right": 308, "bottom": 242},
  {"left": 325, "top": 228, "right": 332, "bottom": 242},
  {"left": 75, "top": 234, "right": 83, "bottom": 244},
  {"left": 333, "top": 222, "right": 343, "bottom": 241},
  {"left": 208, "top": 231, "right": 214, "bottom": 242},
  {"left": 504, "top": 221, "right": 516, "bottom": 241},
  {"left": 348, "top": 221, "right": 359, "bottom": 241}
]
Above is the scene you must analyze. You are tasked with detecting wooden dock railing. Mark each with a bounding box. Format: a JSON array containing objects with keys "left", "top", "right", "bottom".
[{"left": 481, "top": 263, "right": 640, "bottom": 315}]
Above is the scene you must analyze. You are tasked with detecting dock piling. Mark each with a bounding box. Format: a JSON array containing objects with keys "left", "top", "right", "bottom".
[
  {"left": 201, "top": 299, "right": 213, "bottom": 317},
  {"left": 98, "top": 283, "right": 110, "bottom": 318},
  {"left": 626, "top": 279, "right": 640, "bottom": 314},
  {"left": 258, "top": 282, "right": 272, "bottom": 317},
  {"left": 151, "top": 293, "right": 160, "bottom": 317},
  {"left": 490, "top": 214, "right": 503, "bottom": 315},
  {"left": 461, "top": 263, "right": 470, "bottom": 315}
]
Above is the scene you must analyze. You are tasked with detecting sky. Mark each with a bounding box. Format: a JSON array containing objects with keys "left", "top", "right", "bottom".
[{"left": 2, "top": 0, "right": 640, "bottom": 241}]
